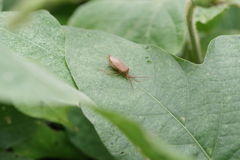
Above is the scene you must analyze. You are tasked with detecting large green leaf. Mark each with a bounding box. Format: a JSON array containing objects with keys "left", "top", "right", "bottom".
[
  {"left": 0, "top": 105, "right": 38, "bottom": 150},
  {"left": 65, "top": 26, "right": 240, "bottom": 159},
  {"left": 68, "top": 0, "right": 186, "bottom": 55},
  {"left": 0, "top": 44, "right": 91, "bottom": 126},
  {"left": 66, "top": 108, "right": 114, "bottom": 160},
  {"left": 0, "top": 10, "right": 75, "bottom": 87},
  {"left": 13, "top": 123, "right": 87, "bottom": 160}
]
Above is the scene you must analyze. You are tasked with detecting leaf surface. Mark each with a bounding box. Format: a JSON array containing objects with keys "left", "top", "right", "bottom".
[
  {"left": 65, "top": 26, "right": 240, "bottom": 160},
  {"left": 68, "top": 0, "right": 186, "bottom": 55}
]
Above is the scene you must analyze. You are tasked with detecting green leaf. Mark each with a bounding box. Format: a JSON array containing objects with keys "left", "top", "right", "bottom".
[
  {"left": 68, "top": 0, "right": 186, "bottom": 55},
  {"left": 64, "top": 26, "right": 240, "bottom": 159},
  {"left": 0, "top": 105, "right": 38, "bottom": 150},
  {"left": 0, "top": 10, "right": 75, "bottom": 87},
  {"left": 0, "top": 44, "right": 91, "bottom": 126},
  {"left": 0, "top": 152, "right": 33, "bottom": 160},
  {"left": 13, "top": 123, "right": 87, "bottom": 160},
  {"left": 66, "top": 108, "right": 114, "bottom": 160}
]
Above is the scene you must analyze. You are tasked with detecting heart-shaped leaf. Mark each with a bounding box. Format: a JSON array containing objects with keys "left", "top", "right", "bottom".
[
  {"left": 65, "top": 25, "right": 240, "bottom": 159},
  {"left": 68, "top": 0, "right": 186, "bottom": 55}
]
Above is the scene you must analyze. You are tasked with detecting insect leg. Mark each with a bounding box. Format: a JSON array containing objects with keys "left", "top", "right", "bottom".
[
  {"left": 128, "top": 78, "right": 134, "bottom": 92},
  {"left": 129, "top": 75, "right": 148, "bottom": 82}
]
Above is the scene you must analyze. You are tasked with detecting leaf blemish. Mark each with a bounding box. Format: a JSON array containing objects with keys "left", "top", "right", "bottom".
[
  {"left": 5, "top": 116, "right": 12, "bottom": 124},
  {"left": 120, "top": 151, "right": 125, "bottom": 155},
  {"left": 238, "top": 60, "right": 240, "bottom": 62},
  {"left": 207, "top": 73, "right": 210, "bottom": 75},
  {"left": 181, "top": 117, "right": 186, "bottom": 122}
]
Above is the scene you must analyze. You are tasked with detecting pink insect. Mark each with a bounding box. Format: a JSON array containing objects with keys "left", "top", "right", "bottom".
[{"left": 99, "top": 55, "right": 148, "bottom": 90}]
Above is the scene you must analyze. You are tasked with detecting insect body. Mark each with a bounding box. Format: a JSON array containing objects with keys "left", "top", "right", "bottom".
[{"left": 99, "top": 55, "right": 148, "bottom": 90}]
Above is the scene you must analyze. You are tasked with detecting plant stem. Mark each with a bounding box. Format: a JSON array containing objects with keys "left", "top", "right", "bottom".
[{"left": 185, "top": 0, "right": 203, "bottom": 63}]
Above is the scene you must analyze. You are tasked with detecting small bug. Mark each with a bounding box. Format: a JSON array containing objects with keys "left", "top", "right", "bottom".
[{"left": 99, "top": 55, "right": 148, "bottom": 90}]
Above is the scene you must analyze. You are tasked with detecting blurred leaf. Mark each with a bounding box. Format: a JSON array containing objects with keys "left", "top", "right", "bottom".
[
  {"left": 200, "top": 29, "right": 240, "bottom": 54},
  {"left": 0, "top": 44, "right": 92, "bottom": 127},
  {"left": 228, "top": 0, "right": 240, "bottom": 6},
  {"left": 217, "top": 5, "right": 240, "bottom": 30},
  {"left": 0, "top": 0, "right": 2, "bottom": 11},
  {"left": 68, "top": 0, "right": 187, "bottom": 55},
  {"left": 64, "top": 26, "right": 240, "bottom": 159},
  {"left": 0, "top": 152, "right": 33, "bottom": 160},
  {"left": 13, "top": 123, "right": 86, "bottom": 160},
  {"left": 0, "top": 105, "right": 38, "bottom": 150},
  {"left": 66, "top": 108, "right": 114, "bottom": 160},
  {"left": 2, "top": 0, "right": 17, "bottom": 11},
  {"left": 195, "top": 4, "right": 227, "bottom": 24},
  {"left": 8, "top": 0, "right": 80, "bottom": 25},
  {"left": 0, "top": 10, "right": 75, "bottom": 87},
  {"left": 196, "top": 11, "right": 223, "bottom": 32}
]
